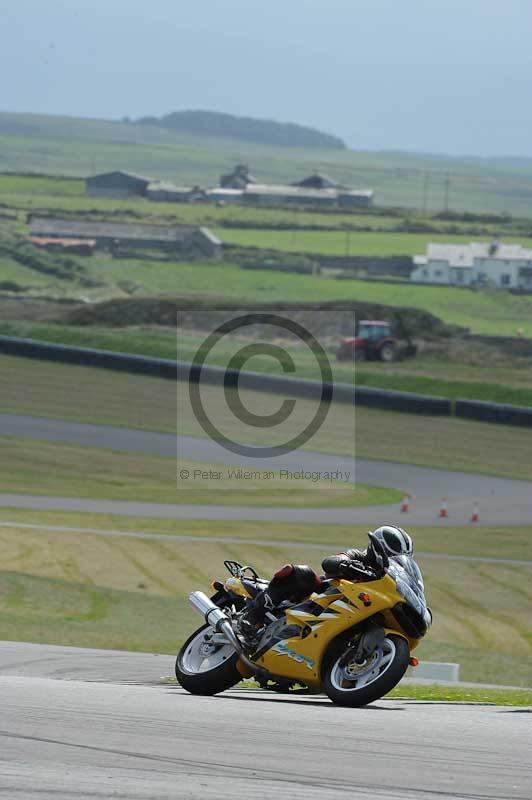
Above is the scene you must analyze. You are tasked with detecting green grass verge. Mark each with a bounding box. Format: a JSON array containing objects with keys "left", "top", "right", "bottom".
[
  {"left": 386, "top": 685, "right": 532, "bottom": 705},
  {"left": 355, "top": 369, "right": 532, "bottom": 407},
  {"left": 0, "top": 321, "right": 181, "bottom": 360},
  {"left": 175, "top": 677, "right": 532, "bottom": 703},
  {"left": 0, "top": 436, "right": 400, "bottom": 508}
]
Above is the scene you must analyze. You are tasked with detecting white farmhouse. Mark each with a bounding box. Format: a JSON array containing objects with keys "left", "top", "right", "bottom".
[{"left": 411, "top": 242, "right": 532, "bottom": 289}]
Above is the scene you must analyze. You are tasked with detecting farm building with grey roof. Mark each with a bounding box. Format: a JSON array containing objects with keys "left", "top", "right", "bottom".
[
  {"left": 242, "top": 183, "right": 373, "bottom": 207},
  {"left": 85, "top": 165, "right": 374, "bottom": 207},
  {"left": 293, "top": 172, "right": 340, "bottom": 190},
  {"left": 146, "top": 182, "right": 206, "bottom": 202},
  {"left": 28, "top": 216, "right": 222, "bottom": 259},
  {"left": 86, "top": 171, "right": 152, "bottom": 198}
]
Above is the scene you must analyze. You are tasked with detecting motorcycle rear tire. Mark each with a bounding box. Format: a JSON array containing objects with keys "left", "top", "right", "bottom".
[
  {"left": 176, "top": 624, "right": 241, "bottom": 696},
  {"left": 322, "top": 633, "right": 409, "bottom": 707}
]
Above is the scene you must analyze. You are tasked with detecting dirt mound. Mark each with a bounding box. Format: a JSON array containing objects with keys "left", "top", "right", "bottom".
[
  {"left": 0, "top": 296, "right": 81, "bottom": 322},
  {"left": 59, "top": 296, "right": 456, "bottom": 339}
]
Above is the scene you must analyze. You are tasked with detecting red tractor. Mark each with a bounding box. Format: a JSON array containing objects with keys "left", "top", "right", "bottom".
[{"left": 336, "top": 320, "right": 417, "bottom": 363}]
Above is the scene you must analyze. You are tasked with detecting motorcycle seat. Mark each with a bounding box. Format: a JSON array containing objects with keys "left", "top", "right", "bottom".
[{"left": 241, "top": 578, "right": 269, "bottom": 597}]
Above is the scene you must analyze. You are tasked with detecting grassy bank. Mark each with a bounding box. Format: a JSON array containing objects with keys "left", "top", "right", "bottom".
[
  {"left": 355, "top": 369, "right": 532, "bottom": 407},
  {"left": 0, "top": 437, "right": 399, "bottom": 508},
  {"left": 1, "top": 508, "right": 530, "bottom": 558},
  {"left": 0, "top": 511, "right": 530, "bottom": 686}
]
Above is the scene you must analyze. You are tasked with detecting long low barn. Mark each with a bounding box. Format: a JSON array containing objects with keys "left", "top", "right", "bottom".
[
  {"left": 242, "top": 184, "right": 374, "bottom": 207},
  {"left": 28, "top": 216, "right": 222, "bottom": 258}
]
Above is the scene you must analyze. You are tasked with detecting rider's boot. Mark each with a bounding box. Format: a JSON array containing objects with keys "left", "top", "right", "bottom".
[{"left": 238, "top": 590, "right": 273, "bottom": 647}]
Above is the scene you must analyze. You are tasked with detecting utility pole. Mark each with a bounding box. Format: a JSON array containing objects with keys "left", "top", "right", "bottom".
[
  {"left": 443, "top": 172, "right": 451, "bottom": 214},
  {"left": 291, "top": 208, "right": 298, "bottom": 245},
  {"left": 345, "top": 229, "right": 351, "bottom": 257},
  {"left": 422, "top": 171, "right": 429, "bottom": 215}
]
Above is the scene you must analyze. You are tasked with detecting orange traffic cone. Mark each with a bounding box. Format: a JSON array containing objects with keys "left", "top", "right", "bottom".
[
  {"left": 400, "top": 494, "right": 410, "bottom": 513},
  {"left": 470, "top": 502, "right": 480, "bottom": 523},
  {"left": 439, "top": 498, "right": 449, "bottom": 518}
]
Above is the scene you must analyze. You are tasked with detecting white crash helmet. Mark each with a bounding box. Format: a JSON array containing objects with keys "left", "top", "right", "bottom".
[{"left": 370, "top": 525, "right": 413, "bottom": 557}]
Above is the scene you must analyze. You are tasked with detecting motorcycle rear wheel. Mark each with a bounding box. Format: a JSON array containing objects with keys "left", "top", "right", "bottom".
[
  {"left": 176, "top": 624, "right": 241, "bottom": 695},
  {"left": 322, "top": 633, "right": 409, "bottom": 707}
]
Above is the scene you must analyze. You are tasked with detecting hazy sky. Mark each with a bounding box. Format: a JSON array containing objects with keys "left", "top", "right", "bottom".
[{"left": 3, "top": 0, "right": 532, "bottom": 156}]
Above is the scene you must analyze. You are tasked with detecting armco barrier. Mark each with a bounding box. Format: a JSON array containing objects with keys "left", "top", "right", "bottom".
[
  {"left": 0, "top": 335, "right": 451, "bottom": 415},
  {"left": 186, "top": 365, "right": 452, "bottom": 414},
  {"left": 354, "top": 386, "right": 451, "bottom": 415},
  {"left": 455, "top": 398, "right": 532, "bottom": 427},
  {"left": 188, "top": 361, "right": 330, "bottom": 402},
  {"left": 4, "top": 334, "right": 532, "bottom": 424},
  {"left": 0, "top": 335, "right": 178, "bottom": 380}
]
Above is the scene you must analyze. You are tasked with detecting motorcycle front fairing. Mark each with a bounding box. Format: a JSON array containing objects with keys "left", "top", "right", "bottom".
[
  {"left": 387, "top": 556, "right": 432, "bottom": 637},
  {"left": 254, "top": 573, "right": 410, "bottom": 687}
]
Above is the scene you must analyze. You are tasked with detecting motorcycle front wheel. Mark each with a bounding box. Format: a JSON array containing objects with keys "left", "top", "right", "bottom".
[
  {"left": 322, "top": 633, "right": 409, "bottom": 707},
  {"left": 176, "top": 624, "right": 241, "bottom": 695}
]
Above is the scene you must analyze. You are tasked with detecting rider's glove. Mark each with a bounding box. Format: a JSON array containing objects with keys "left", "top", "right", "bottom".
[
  {"left": 364, "top": 545, "right": 387, "bottom": 576},
  {"left": 338, "top": 560, "right": 378, "bottom": 581}
]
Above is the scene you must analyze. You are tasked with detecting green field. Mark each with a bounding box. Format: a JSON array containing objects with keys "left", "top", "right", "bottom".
[
  {"left": 3, "top": 111, "right": 532, "bottom": 215},
  {"left": 3, "top": 171, "right": 532, "bottom": 261},
  {"left": 217, "top": 227, "right": 532, "bottom": 257},
  {"left": 3, "top": 172, "right": 532, "bottom": 241},
  {"left": 3, "top": 167, "right": 532, "bottom": 369},
  {"left": 0, "top": 509, "right": 530, "bottom": 686},
  {"left": 3, "top": 253, "right": 532, "bottom": 337}
]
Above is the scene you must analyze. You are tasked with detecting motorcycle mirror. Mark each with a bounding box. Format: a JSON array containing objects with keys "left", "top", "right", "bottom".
[{"left": 367, "top": 532, "right": 390, "bottom": 570}]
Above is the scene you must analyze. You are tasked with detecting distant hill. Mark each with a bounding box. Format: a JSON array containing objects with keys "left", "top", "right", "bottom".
[{"left": 133, "top": 110, "right": 346, "bottom": 151}]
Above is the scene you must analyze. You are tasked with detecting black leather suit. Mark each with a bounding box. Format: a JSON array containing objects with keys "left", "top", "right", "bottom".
[{"left": 241, "top": 547, "right": 379, "bottom": 633}]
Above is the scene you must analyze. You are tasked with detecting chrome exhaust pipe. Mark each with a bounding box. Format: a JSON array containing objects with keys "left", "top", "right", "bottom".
[{"left": 188, "top": 591, "right": 265, "bottom": 677}]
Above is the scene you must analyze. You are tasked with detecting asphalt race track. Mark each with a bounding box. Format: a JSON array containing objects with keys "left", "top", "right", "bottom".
[
  {"left": 1, "top": 413, "right": 532, "bottom": 525},
  {"left": 1, "top": 642, "right": 530, "bottom": 800}
]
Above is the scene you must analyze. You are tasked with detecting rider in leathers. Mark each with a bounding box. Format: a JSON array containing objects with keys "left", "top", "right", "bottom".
[{"left": 240, "top": 525, "right": 413, "bottom": 642}]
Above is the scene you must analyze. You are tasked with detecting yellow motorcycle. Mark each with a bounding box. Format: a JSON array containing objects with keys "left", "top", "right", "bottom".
[{"left": 176, "top": 533, "right": 431, "bottom": 706}]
